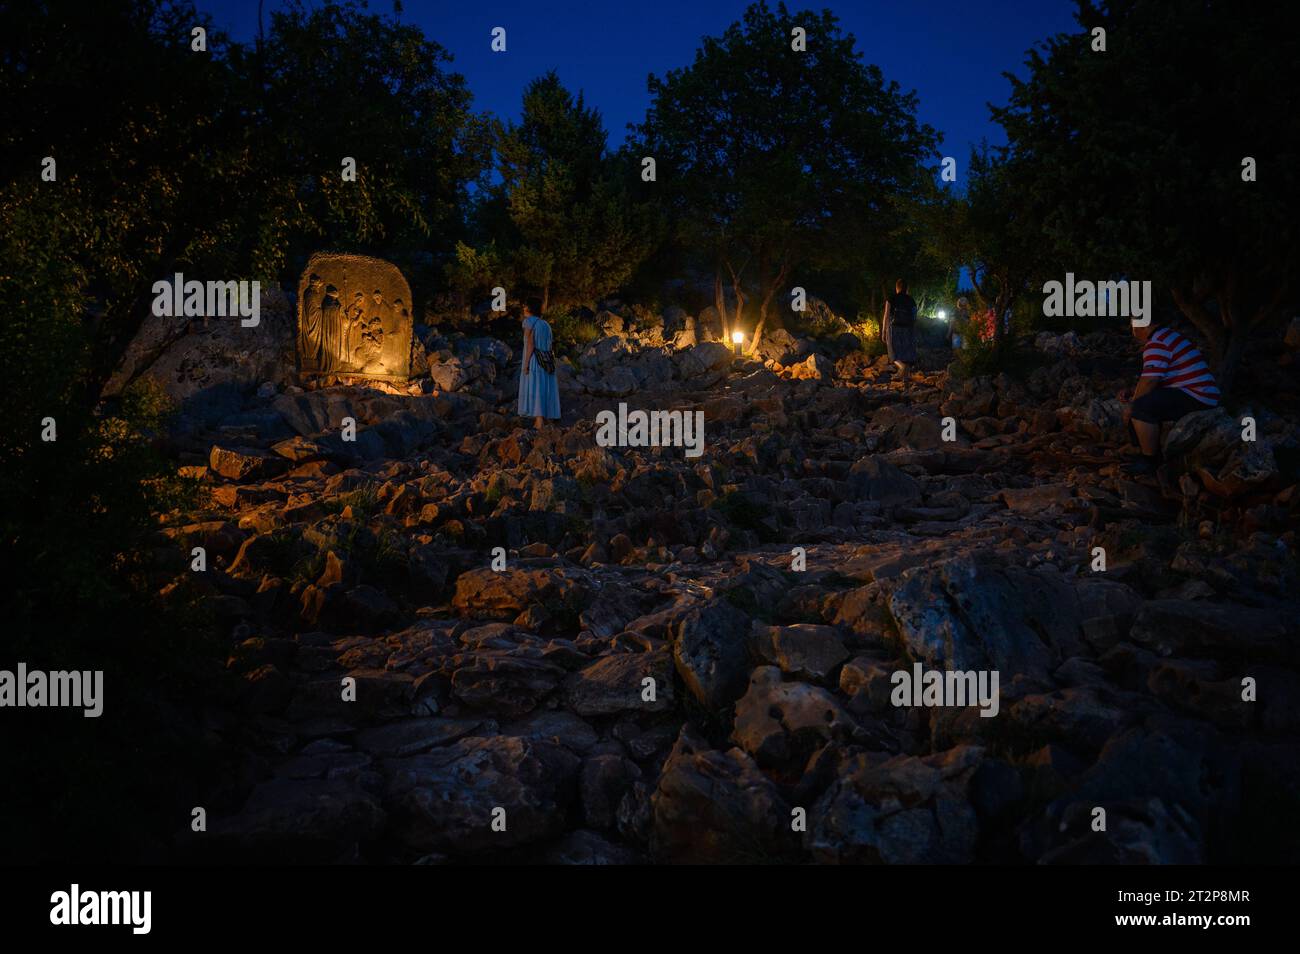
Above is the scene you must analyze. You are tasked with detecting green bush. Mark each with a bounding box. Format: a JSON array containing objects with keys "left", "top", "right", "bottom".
[
  {"left": 324, "top": 481, "right": 382, "bottom": 521},
  {"left": 547, "top": 310, "right": 601, "bottom": 352},
  {"left": 851, "top": 316, "right": 887, "bottom": 358},
  {"left": 791, "top": 307, "right": 851, "bottom": 340},
  {"left": 948, "top": 333, "right": 1048, "bottom": 382},
  {"left": 948, "top": 336, "right": 1004, "bottom": 379},
  {"left": 0, "top": 201, "right": 224, "bottom": 860}
]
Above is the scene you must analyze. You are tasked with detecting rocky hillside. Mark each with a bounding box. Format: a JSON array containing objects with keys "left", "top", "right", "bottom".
[{"left": 149, "top": 310, "right": 1300, "bottom": 864}]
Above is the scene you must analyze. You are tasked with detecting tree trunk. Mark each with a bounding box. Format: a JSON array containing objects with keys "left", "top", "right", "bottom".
[
  {"left": 993, "top": 275, "right": 1013, "bottom": 356},
  {"left": 748, "top": 256, "right": 789, "bottom": 356},
  {"left": 751, "top": 281, "right": 777, "bottom": 355},
  {"left": 714, "top": 267, "right": 727, "bottom": 339},
  {"left": 1171, "top": 283, "right": 1227, "bottom": 362},
  {"left": 724, "top": 256, "right": 747, "bottom": 346},
  {"left": 732, "top": 278, "right": 746, "bottom": 341},
  {"left": 541, "top": 285, "right": 550, "bottom": 315},
  {"left": 1217, "top": 330, "right": 1246, "bottom": 397},
  {"left": 1171, "top": 282, "right": 1235, "bottom": 393}
]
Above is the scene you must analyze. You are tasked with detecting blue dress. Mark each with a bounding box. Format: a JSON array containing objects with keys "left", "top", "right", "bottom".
[{"left": 518, "top": 316, "right": 561, "bottom": 419}]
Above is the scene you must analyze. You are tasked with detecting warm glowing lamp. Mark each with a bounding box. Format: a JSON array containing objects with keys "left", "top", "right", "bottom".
[
  {"left": 937, "top": 309, "right": 948, "bottom": 321},
  {"left": 732, "top": 330, "right": 743, "bottom": 356}
]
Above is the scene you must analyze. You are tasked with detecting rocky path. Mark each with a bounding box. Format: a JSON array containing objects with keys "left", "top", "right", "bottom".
[{"left": 156, "top": 329, "right": 1300, "bottom": 864}]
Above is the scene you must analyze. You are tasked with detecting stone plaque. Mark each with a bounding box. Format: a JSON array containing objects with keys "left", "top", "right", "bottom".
[{"left": 297, "top": 252, "right": 413, "bottom": 381}]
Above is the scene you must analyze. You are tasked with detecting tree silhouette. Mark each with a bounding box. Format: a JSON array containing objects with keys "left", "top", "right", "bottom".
[
  {"left": 635, "top": 1, "right": 937, "bottom": 352},
  {"left": 994, "top": 0, "right": 1300, "bottom": 391}
]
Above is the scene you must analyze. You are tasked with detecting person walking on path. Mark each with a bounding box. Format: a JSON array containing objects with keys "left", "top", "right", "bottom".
[
  {"left": 518, "top": 296, "right": 561, "bottom": 429},
  {"left": 883, "top": 278, "right": 919, "bottom": 386}
]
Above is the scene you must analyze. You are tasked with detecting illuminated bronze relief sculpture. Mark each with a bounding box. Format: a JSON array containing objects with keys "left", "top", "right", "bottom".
[{"left": 297, "top": 253, "right": 413, "bottom": 381}]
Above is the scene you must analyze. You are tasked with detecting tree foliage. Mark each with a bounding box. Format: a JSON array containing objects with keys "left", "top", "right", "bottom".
[
  {"left": 1, "top": 0, "right": 487, "bottom": 405},
  {"left": 992, "top": 0, "right": 1300, "bottom": 389},
  {"left": 634, "top": 0, "right": 939, "bottom": 350},
  {"left": 242, "top": 0, "right": 489, "bottom": 276},
  {"left": 0, "top": 0, "right": 489, "bottom": 858},
  {"left": 926, "top": 144, "right": 1050, "bottom": 353},
  {"left": 454, "top": 72, "right": 654, "bottom": 313}
]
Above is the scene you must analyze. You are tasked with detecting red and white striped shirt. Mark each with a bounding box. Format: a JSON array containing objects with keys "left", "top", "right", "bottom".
[{"left": 1141, "top": 327, "right": 1219, "bottom": 405}]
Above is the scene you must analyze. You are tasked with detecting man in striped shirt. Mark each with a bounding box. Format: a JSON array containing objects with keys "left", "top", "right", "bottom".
[{"left": 1121, "top": 323, "right": 1220, "bottom": 476}]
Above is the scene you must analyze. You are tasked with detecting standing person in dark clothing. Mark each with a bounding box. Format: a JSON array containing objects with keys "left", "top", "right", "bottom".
[{"left": 883, "top": 278, "right": 919, "bottom": 386}]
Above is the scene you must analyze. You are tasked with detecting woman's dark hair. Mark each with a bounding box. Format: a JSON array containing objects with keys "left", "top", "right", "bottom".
[
  {"left": 895, "top": 278, "right": 908, "bottom": 293},
  {"left": 525, "top": 296, "right": 544, "bottom": 316}
]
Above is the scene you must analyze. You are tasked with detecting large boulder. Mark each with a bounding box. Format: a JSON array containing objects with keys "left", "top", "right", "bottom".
[
  {"left": 450, "top": 653, "right": 566, "bottom": 717},
  {"left": 752, "top": 624, "right": 850, "bottom": 680},
  {"left": 102, "top": 285, "right": 295, "bottom": 425},
  {"left": 731, "top": 666, "right": 857, "bottom": 768},
  {"left": 563, "top": 651, "right": 676, "bottom": 717},
  {"left": 582, "top": 366, "right": 638, "bottom": 398},
  {"left": 778, "top": 294, "right": 851, "bottom": 336},
  {"left": 452, "top": 567, "right": 592, "bottom": 621},
  {"left": 807, "top": 745, "right": 984, "bottom": 864},
  {"left": 456, "top": 336, "right": 512, "bottom": 366},
  {"left": 886, "top": 555, "right": 1085, "bottom": 684},
  {"left": 428, "top": 354, "right": 473, "bottom": 392},
  {"left": 1163, "top": 407, "right": 1238, "bottom": 463},
  {"left": 579, "top": 336, "right": 630, "bottom": 369},
  {"left": 695, "top": 305, "right": 725, "bottom": 342},
  {"left": 1164, "top": 406, "right": 1281, "bottom": 496},
  {"left": 1025, "top": 722, "right": 1225, "bottom": 864},
  {"left": 672, "top": 598, "right": 755, "bottom": 710},
  {"left": 209, "top": 445, "right": 288, "bottom": 481},
  {"left": 210, "top": 777, "right": 385, "bottom": 863},
  {"left": 382, "top": 735, "right": 579, "bottom": 855},
  {"left": 847, "top": 456, "right": 923, "bottom": 507},
  {"left": 754, "top": 327, "right": 806, "bottom": 364},
  {"left": 676, "top": 341, "right": 733, "bottom": 386},
  {"left": 650, "top": 726, "right": 797, "bottom": 863},
  {"left": 1130, "top": 599, "right": 1299, "bottom": 665}
]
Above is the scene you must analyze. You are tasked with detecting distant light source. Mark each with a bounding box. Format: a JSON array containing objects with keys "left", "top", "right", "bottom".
[
  {"left": 937, "top": 309, "right": 948, "bottom": 322},
  {"left": 732, "top": 330, "right": 743, "bottom": 356}
]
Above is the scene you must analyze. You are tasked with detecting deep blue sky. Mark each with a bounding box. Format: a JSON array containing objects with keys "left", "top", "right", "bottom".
[{"left": 201, "top": 0, "right": 1080, "bottom": 163}]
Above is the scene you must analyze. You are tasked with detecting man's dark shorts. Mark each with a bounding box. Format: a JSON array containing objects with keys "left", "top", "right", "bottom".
[{"left": 1131, "top": 386, "right": 1210, "bottom": 424}]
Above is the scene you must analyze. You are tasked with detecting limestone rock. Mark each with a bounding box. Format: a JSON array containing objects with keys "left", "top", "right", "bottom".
[
  {"left": 382, "top": 735, "right": 579, "bottom": 854},
  {"left": 564, "top": 651, "right": 675, "bottom": 717},
  {"left": 650, "top": 726, "right": 797, "bottom": 863},
  {"left": 672, "top": 597, "right": 754, "bottom": 710}
]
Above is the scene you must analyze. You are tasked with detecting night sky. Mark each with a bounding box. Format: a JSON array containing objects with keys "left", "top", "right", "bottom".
[{"left": 201, "top": 0, "right": 1081, "bottom": 163}]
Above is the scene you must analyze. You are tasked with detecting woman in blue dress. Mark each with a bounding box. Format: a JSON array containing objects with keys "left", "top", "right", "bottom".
[{"left": 518, "top": 296, "right": 561, "bottom": 428}]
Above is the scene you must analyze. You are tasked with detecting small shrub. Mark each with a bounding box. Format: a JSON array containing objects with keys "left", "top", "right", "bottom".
[
  {"left": 547, "top": 310, "right": 600, "bottom": 352},
  {"left": 851, "top": 316, "right": 887, "bottom": 358},
  {"left": 325, "top": 482, "right": 381, "bottom": 520},
  {"left": 949, "top": 335, "right": 1003, "bottom": 378}
]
